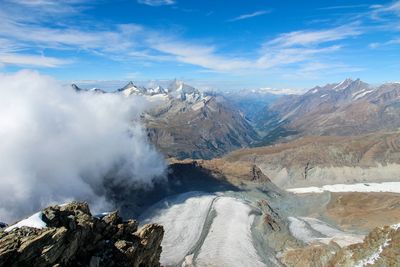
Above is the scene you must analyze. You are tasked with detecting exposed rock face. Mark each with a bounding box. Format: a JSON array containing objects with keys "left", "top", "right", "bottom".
[
  {"left": 145, "top": 93, "right": 259, "bottom": 160},
  {"left": 0, "top": 202, "right": 163, "bottom": 267}
]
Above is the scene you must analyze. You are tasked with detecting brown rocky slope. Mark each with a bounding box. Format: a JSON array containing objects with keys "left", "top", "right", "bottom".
[{"left": 225, "top": 131, "right": 400, "bottom": 188}]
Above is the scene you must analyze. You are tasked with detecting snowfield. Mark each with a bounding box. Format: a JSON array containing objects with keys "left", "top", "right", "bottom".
[
  {"left": 288, "top": 217, "right": 364, "bottom": 247},
  {"left": 5, "top": 212, "right": 47, "bottom": 232},
  {"left": 287, "top": 182, "right": 400, "bottom": 194},
  {"left": 196, "top": 197, "right": 266, "bottom": 267},
  {"left": 140, "top": 192, "right": 216, "bottom": 266},
  {"left": 141, "top": 192, "right": 266, "bottom": 267}
]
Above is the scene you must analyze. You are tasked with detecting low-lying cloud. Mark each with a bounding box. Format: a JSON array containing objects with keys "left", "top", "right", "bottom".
[{"left": 0, "top": 70, "right": 166, "bottom": 222}]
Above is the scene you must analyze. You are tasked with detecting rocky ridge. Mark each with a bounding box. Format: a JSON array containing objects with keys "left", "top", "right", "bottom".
[{"left": 0, "top": 202, "right": 163, "bottom": 267}]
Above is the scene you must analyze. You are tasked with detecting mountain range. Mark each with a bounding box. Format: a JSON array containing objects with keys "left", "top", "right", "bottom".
[
  {"left": 73, "top": 80, "right": 259, "bottom": 159},
  {"left": 72, "top": 78, "right": 400, "bottom": 160},
  {"left": 257, "top": 78, "right": 400, "bottom": 144}
]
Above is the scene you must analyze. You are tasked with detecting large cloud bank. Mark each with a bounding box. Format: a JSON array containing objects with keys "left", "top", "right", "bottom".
[{"left": 0, "top": 70, "right": 166, "bottom": 222}]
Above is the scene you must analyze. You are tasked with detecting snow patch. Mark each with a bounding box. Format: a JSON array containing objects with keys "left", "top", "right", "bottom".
[
  {"left": 391, "top": 223, "right": 400, "bottom": 230},
  {"left": 355, "top": 238, "right": 391, "bottom": 267},
  {"left": 287, "top": 182, "right": 400, "bottom": 194},
  {"left": 5, "top": 212, "right": 47, "bottom": 232},
  {"left": 287, "top": 217, "right": 315, "bottom": 243},
  {"left": 352, "top": 89, "right": 373, "bottom": 100},
  {"left": 288, "top": 217, "right": 363, "bottom": 247},
  {"left": 333, "top": 79, "right": 352, "bottom": 91}
]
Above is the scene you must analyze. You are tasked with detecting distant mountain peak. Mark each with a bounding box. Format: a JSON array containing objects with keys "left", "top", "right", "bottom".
[
  {"left": 121, "top": 81, "right": 137, "bottom": 90},
  {"left": 332, "top": 78, "right": 354, "bottom": 91},
  {"left": 71, "top": 84, "right": 82, "bottom": 91},
  {"left": 168, "top": 80, "right": 195, "bottom": 92}
]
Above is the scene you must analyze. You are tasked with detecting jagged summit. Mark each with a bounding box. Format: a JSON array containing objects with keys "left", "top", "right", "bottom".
[
  {"left": 117, "top": 81, "right": 147, "bottom": 96},
  {"left": 332, "top": 78, "right": 355, "bottom": 90},
  {"left": 166, "top": 80, "right": 202, "bottom": 102},
  {"left": 71, "top": 83, "right": 82, "bottom": 91},
  {"left": 304, "top": 78, "right": 368, "bottom": 95},
  {"left": 115, "top": 80, "right": 204, "bottom": 102}
]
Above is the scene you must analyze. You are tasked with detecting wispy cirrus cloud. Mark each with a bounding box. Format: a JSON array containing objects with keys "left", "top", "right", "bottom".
[
  {"left": 0, "top": 0, "right": 365, "bottom": 77},
  {"left": 370, "top": 0, "right": 400, "bottom": 20},
  {"left": 0, "top": 53, "right": 70, "bottom": 67},
  {"left": 265, "top": 24, "right": 362, "bottom": 47},
  {"left": 137, "top": 0, "right": 175, "bottom": 6},
  {"left": 227, "top": 10, "right": 270, "bottom": 22},
  {"left": 147, "top": 24, "right": 360, "bottom": 73},
  {"left": 318, "top": 4, "right": 369, "bottom": 10},
  {"left": 369, "top": 38, "right": 400, "bottom": 48}
]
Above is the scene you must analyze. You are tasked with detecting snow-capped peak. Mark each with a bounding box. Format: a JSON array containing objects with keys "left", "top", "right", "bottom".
[
  {"left": 168, "top": 80, "right": 204, "bottom": 102},
  {"left": 147, "top": 85, "right": 167, "bottom": 95},
  {"left": 332, "top": 78, "right": 354, "bottom": 91},
  {"left": 118, "top": 81, "right": 147, "bottom": 96}
]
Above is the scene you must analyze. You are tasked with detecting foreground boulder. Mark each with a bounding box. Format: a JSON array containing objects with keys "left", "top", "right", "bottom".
[{"left": 0, "top": 202, "right": 164, "bottom": 267}]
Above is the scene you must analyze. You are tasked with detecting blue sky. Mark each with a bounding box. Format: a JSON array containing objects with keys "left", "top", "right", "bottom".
[{"left": 1, "top": 0, "right": 400, "bottom": 90}]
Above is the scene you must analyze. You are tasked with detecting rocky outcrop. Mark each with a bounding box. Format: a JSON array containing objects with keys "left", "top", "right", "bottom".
[
  {"left": 280, "top": 224, "right": 400, "bottom": 267},
  {"left": 0, "top": 202, "right": 164, "bottom": 267}
]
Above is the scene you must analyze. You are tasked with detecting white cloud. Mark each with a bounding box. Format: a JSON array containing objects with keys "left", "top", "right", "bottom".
[
  {"left": 257, "top": 45, "right": 342, "bottom": 68},
  {"left": 318, "top": 4, "right": 368, "bottom": 10},
  {"left": 148, "top": 39, "right": 253, "bottom": 71},
  {"left": 137, "top": 0, "right": 175, "bottom": 6},
  {"left": 228, "top": 10, "right": 270, "bottom": 22},
  {"left": 0, "top": 70, "right": 166, "bottom": 222},
  {"left": 265, "top": 25, "right": 361, "bottom": 47},
  {"left": 370, "top": 1, "right": 400, "bottom": 19},
  {"left": 369, "top": 38, "right": 400, "bottom": 49},
  {"left": 0, "top": 0, "right": 365, "bottom": 77},
  {"left": 0, "top": 53, "right": 70, "bottom": 67},
  {"left": 145, "top": 24, "right": 357, "bottom": 73},
  {"left": 0, "top": 17, "right": 141, "bottom": 51}
]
